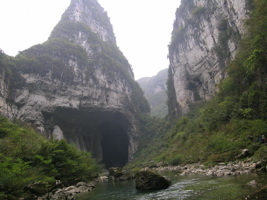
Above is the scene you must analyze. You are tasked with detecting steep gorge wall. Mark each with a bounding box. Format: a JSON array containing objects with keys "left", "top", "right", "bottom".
[
  {"left": 0, "top": 0, "right": 149, "bottom": 168},
  {"left": 0, "top": 66, "right": 10, "bottom": 117},
  {"left": 168, "top": 0, "right": 250, "bottom": 117}
]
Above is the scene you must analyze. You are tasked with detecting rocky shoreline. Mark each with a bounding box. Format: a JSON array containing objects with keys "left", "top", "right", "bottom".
[
  {"left": 24, "top": 181, "right": 95, "bottom": 200},
  {"left": 24, "top": 160, "right": 266, "bottom": 200},
  {"left": 142, "top": 160, "right": 265, "bottom": 177},
  {"left": 28, "top": 168, "right": 130, "bottom": 200}
]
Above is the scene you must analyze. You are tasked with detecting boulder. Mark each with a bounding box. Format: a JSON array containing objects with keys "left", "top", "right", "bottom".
[
  {"left": 118, "top": 172, "right": 134, "bottom": 181},
  {"left": 41, "top": 182, "right": 95, "bottom": 200},
  {"left": 96, "top": 176, "right": 109, "bottom": 182},
  {"left": 235, "top": 149, "right": 250, "bottom": 159},
  {"left": 108, "top": 167, "right": 134, "bottom": 181},
  {"left": 135, "top": 171, "right": 171, "bottom": 190},
  {"left": 109, "top": 167, "right": 123, "bottom": 177},
  {"left": 247, "top": 180, "right": 258, "bottom": 188}
]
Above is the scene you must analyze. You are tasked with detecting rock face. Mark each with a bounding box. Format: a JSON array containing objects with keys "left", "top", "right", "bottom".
[
  {"left": 0, "top": 53, "right": 18, "bottom": 119},
  {"left": 137, "top": 69, "right": 168, "bottom": 117},
  {"left": 0, "top": 64, "right": 10, "bottom": 117},
  {"left": 0, "top": 0, "right": 149, "bottom": 168},
  {"left": 168, "top": 0, "right": 250, "bottom": 117}
]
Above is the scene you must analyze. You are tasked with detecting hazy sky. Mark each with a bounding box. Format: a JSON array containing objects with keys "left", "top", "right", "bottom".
[{"left": 0, "top": 0, "right": 180, "bottom": 79}]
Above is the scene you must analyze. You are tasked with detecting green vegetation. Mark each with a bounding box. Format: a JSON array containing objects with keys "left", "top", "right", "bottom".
[
  {"left": 213, "top": 19, "right": 241, "bottom": 64},
  {"left": 126, "top": 114, "right": 171, "bottom": 169},
  {"left": 0, "top": 117, "right": 100, "bottom": 199},
  {"left": 128, "top": 0, "right": 267, "bottom": 169},
  {"left": 149, "top": 90, "right": 168, "bottom": 117},
  {"left": 49, "top": 20, "right": 132, "bottom": 81},
  {"left": 0, "top": 52, "right": 15, "bottom": 77},
  {"left": 170, "top": 2, "right": 206, "bottom": 51}
]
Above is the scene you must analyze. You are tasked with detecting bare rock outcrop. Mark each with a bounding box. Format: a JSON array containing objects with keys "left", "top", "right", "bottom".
[{"left": 168, "top": 0, "right": 250, "bottom": 116}]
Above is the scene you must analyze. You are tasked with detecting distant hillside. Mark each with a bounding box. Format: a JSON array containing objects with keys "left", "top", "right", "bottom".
[{"left": 137, "top": 69, "right": 168, "bottom": 117}]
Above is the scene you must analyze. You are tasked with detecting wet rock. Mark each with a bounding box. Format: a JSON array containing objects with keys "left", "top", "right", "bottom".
[
  {"left": 206, "top": 170, "right": 214, "bottom": 176},
  {"left": 135, "top": 170, "right": 171, "bottom": 190},
  {"left": 108, "top": 167, "right": 134, "bottom": 182},
  {"left": 109, "top": 167, "right": 123, "bottom": 177},
  {"left": 96, "top": 176, "right": 109, "bottom": 182},
  {"left": 39, "top": 182, "right": 95, "bottom": 200},
  {"left": 247, "top": 180, "right": 258, "bottom": 188},
  {"left": 117, "top": 172, "right": 134, "bottom": 181}
]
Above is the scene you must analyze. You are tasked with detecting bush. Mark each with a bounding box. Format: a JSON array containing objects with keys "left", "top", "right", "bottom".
[
  {"left": 35, "top": 140, "right": 100, "bottom": 185},
  {"left": 0, "top": 118, "right": 100, "bottom": 198}
]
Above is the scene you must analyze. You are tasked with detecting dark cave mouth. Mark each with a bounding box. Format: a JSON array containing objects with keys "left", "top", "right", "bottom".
[
  {"left": 101, "top": 122, "right": 129, "bottom": 168},
  {"left": 48, "top": 108, "right": 130, "bottom": 168}
]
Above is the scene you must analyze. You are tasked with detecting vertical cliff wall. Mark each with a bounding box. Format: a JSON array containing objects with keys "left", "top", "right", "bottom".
[
  {"left": 0, "top": 53, "right": 13, "bottom": 118},
  {"left": 168, "top": 0, "right": 250, "bottom": 117},
  {"left": 0, "top": 0, "right": 149, "bottom": 168}
]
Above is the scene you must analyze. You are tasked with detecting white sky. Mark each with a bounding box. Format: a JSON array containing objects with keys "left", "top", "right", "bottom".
[{"left": 0, "top": 0, "right": 180, "bottom": 79}]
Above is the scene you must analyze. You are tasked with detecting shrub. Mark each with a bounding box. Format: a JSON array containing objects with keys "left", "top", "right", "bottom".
[{"left": 0, "top": 117, "right": 100, "bottom": 198}]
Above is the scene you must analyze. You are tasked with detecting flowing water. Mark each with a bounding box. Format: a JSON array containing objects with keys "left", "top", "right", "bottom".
[{"left": 77, "top": 172, "right": 267, "bottom": 200}]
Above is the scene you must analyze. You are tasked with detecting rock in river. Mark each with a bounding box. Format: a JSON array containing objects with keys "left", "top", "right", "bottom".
[{"left": 135, "top": 171, "right": 171, "bottom": 190}]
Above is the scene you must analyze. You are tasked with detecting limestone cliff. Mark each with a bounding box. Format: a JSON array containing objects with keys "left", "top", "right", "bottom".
[
  {"left": 137, "top": 69, "right": 168, "bottom": 117},
  {"left": 0, "top": 0, "right": 149, "bottom": 168},
  {"left": 168, "top": 0, "right": 250, "bottom": 117}
]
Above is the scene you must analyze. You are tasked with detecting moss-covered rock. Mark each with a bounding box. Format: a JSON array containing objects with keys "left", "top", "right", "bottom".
[{"left": 135, "top": 171, "right": 171, "bottom": 190}]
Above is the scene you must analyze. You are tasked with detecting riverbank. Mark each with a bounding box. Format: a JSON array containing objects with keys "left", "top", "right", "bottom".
[
  {"left": 141, "top": 160, "right": 265, "bottom": 177},
  {"left": 76, "top": 169, "right": 267, "bottom": 200},
  {"left": 34, "top": 160, "right": 265, "bottom": 200}
]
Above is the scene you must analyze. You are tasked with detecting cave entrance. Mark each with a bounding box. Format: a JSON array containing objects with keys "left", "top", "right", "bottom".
[
  {"left": 101, "top": 122, "right": 129, "bottom": 168},
  {"left": 47, "top": 108, "right": 131, "bottom": 169}
]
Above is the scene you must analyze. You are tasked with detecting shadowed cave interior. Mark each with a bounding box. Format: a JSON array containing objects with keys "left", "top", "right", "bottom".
[{"left": 44, "top": 107, "right": 130, "bottom": 168}]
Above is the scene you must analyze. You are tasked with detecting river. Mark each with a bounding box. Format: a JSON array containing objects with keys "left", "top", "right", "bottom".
[{"left": 77, "top": 172, "right": 267, "bottom": 200}]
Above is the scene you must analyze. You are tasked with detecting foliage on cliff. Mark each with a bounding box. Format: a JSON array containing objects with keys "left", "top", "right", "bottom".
[
  {"left": 126, "top": 114, "right": 171, "bottom": 169},
  {"left": 0, "top": 117, "right": 100, "bottom": 199},
  {"left": 129, "top": 0, "right": 267, "bottom": 169}
]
